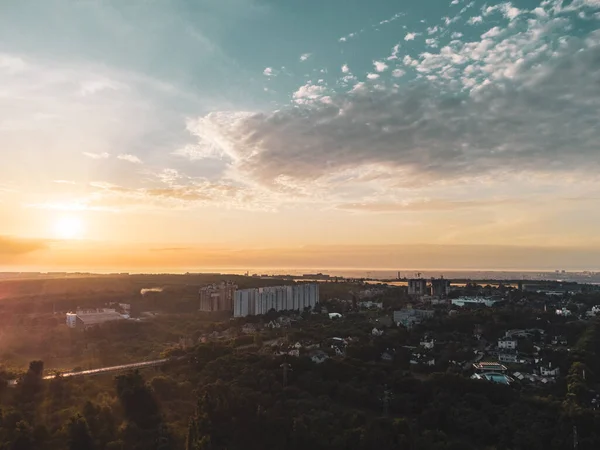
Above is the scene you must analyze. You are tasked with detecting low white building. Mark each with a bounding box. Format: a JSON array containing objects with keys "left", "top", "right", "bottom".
[
  {"left": 498, "top": 353, "right": 518, "bottom": 363},
  {"left": 539, "top": 365, "right": 560, "bottom": 377},
  {"left": 310, "top": 350, "right": 329, "bottom": 364},
  {"left": 498, "top": 338, "right": 517, "bottom": 350},
  {"left": 451, "top": 297, "right": 503, "bottom": 307},
  {"left": 66, "top": 308, "right": 126, "bottom": 328},
  {"left": 420, "top": 337, "right": 435, "bottom": 349}
]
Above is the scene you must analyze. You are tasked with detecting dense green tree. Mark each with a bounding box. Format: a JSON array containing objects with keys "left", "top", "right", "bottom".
[{"left": 65, "top": 414, "right": 94, "bottom": 450}]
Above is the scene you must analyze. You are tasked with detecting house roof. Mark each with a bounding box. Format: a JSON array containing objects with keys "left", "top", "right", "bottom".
[{"left": 77, "top": 311, "right": 124, "bottom": 325}]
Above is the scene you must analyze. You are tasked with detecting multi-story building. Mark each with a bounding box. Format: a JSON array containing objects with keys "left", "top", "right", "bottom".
[
  {"left": 498, "top": 338, "right": 517, "bottom": 350},
  {"left": 199, "top": 282, "right": 237, "bottom": 312},
  {"left": 430, "top": 278, "right": 450, "bottom": 297},
  {"left": 234, "top": 283, "right": 319, "bottom": 317},
  {"left": 408, "top": 279, "right": 427, "bottom": 296}
]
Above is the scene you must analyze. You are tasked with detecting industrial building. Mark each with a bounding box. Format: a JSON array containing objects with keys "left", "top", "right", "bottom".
[
  {"left": 199, "top": 282, "right": 237, "bottom": 312},
  {"left": 66, "top": 308, "right": 126, "bottom": 328},
  {"left": 234, "top": 283, "right": 319, "bottom": 318}
]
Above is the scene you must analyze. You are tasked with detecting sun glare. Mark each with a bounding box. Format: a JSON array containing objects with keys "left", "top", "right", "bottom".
[{"left": 54, "top": 216, "right": 85, "bottom": 240}]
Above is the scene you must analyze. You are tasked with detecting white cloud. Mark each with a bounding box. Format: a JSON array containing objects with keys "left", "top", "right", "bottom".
[
  {"left": 467, "top": 16, "right": 483, "bottom": 24},
  {"left": 117, "top": 154, "right": 142, "bottom": 164},
  {"left": 426, "top": 38, "right": 439, "bottom": 48},
  {"left": 300, "top": 53, "right": 312, "bottom": 62},
  {"left": 341, "top": 64, "right": 350, "bottom": 73},
  {"left": 366, "top": 73, "right": 380, "bottom": 80},
  {"left": 451, "top": 32, "right": 464, "bottom": 39},
  {"left": 180, "top": 14, "right": 600, "bottom": 196},
  {"left": 338, "top": 32, "right": 356, "bottom": 43},
  {"left": 79, "top": 79, "right": 122, "bottom": 96},
  {"left": 350, "top": 82, "right": 366, "bottom": 93},
  {"left": 427, "top": 25, "right": 439, "bottom": 35},
  {"left": 0, "top": 54, "right": 27, "bottom": 74},
  {"left": 263, "top": 67, "right": 274, "bottom": 76},
  {"left": 373, "top": 61, "right": 388, "bottom": 72},
  {"left": 451, "top": 0, "right": 460, "bottom": 5},
  {"left": 292, "top": 83, "right": 325, "bottom": 104},
  {"left": 405, "top": 32, "right": 418, "bottom": 41},
  {"left": 392, "top": 69, "right": 406, "bottom": 77},
  {"left": 403, "top": 55, "right": 417, "bottom": 67},
  {"left": 481, "top": 26, "right": 503, "bottom": 39},
  {"left": 533, "top": 7, "right": 548, "bottom": 18},
  {"left": 387, "top": 44, "right": 402, "bottom": 60},
  {"left": 53, "top": 180, "right": 76, "bottom": 184},
  {"left": 83, "top": 152, "right": 110, "bottom": 159},
  {"left": 502, "top": 4, "right": 521, "bottom": 20}
]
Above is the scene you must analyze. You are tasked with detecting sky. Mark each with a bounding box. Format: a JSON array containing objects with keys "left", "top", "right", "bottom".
[{"left": 1, "top": 0, "right": 600, "bottom": 271}]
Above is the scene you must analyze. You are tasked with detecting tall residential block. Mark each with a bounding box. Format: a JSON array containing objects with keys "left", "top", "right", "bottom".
[
  {"left": 199, "top": 282, "right": 237, "bottom": 312},
  {"left": 234, "top": 283, "right": 319, "bottom": 317},
  {"left": 408, "top": 278, "right": 427, "bottom": 296}
]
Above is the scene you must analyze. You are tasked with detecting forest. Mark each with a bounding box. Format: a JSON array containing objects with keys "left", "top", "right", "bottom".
[
  {"left": 1, "top": 275, "right": 600, "bottom": 449},
  {"left": 0, "top": 316, "right": 599, "bottom": 449}
]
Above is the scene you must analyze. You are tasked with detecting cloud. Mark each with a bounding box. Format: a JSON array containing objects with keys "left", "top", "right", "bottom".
[
  {"left": 0, "top": 236, "right": 46, "bottom": 255},
  {"left": 366, "top": 73, "right": 380, "bottom": 80},
  {"left": 467, "top": 16, "right": 483, "bottom": 24},
  {"left": 292, "top": 83, "right": 325, "bottom": 104},
  {"left": 263, "top": 67, "right": 274, "bottom": 76},
  {"left": 79, "top": 79, "right": 122, "bottom": 96},
  {"left": 86, "top": 177, "right": 262, "bottom": 211},
  {"left": 481, "top": 26, "right": 503, "bottom": 39},
  {"left": 404, "top": 32, "right": 418, "bottom": 41},
  {"left": 117, "top": 154, "right": 142, "bottom": 164},
  {"left": 183, "top": 30, "right": 600, "bottom": 191},
  {"left": 484, "top": 2, "right": 521, "bottom": 21},
  {"left": 425, "top": 38, "right": 439, "bottom": 48},
  {"left": 451, "top": 32, "right": 463, "bottom": 39},
  {"left": 300, "top": 53, "right": 312, "bottom": 62},
  {"left": 391, "top": 69, "right": 406, "bottom": 77},
  {"left": 82, "top": 152, "right": 110, "bottom": 159},
  {"left": 336, "top": 199, "right": 517, "bottom": 212},
  {"left": 0, "top": 54, "right": 27, "bottom": 74},
  {"left": 339, "top": 32, "right": 356, "bottom": 43},
  {"left": 341, "top": 64, "right": 350, "bottom": 73},
  {"left": 53, "top": 180, "right": 76, "bottom": 184},
  {"left": 427, "top": 26, "right": 440, "bottom": 35},
  {"left": 387, "top": 44, "right": 402, "bottom": 61},
  {"left": 373, "top": 61, "right": 388, "bottom": 72}
]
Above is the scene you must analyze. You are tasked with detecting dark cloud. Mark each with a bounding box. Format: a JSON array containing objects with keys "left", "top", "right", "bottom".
[
  {"left": 0, "top": 236, "right": 47, "bottom": 255},
  {"left": 195, "top": 34, "right": 600, "bottom": 187}
]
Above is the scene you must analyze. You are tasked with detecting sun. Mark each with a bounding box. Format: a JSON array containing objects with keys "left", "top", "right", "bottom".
[{"left": 54, "top": 216, "right": 85, "bottom": 240}]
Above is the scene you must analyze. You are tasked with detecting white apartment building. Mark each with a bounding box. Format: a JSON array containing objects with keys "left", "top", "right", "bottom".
[{"left": 234, "top": 283, "right": 319, "bottom": 317}]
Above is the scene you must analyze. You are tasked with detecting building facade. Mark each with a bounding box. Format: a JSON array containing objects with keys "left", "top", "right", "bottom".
[
  {"left": 430, "top": 278, "right": 450, "bottom": 297},
  {"left": 408, "top": 279, "right": 427, "bottom": 296},
  {"left": 234, "top": 283, "right": 319, "bottom": 317},
  {"left": 498, "top": 338, "right": 517, "bottom": 350},
  {"left": 199, "top": 282, "right": 237, "bottom": 312}
]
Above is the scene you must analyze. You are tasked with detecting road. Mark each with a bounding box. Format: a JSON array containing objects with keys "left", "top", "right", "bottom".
[{"left": 43, "top": 358, "right": 170, "bottom": 380}]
